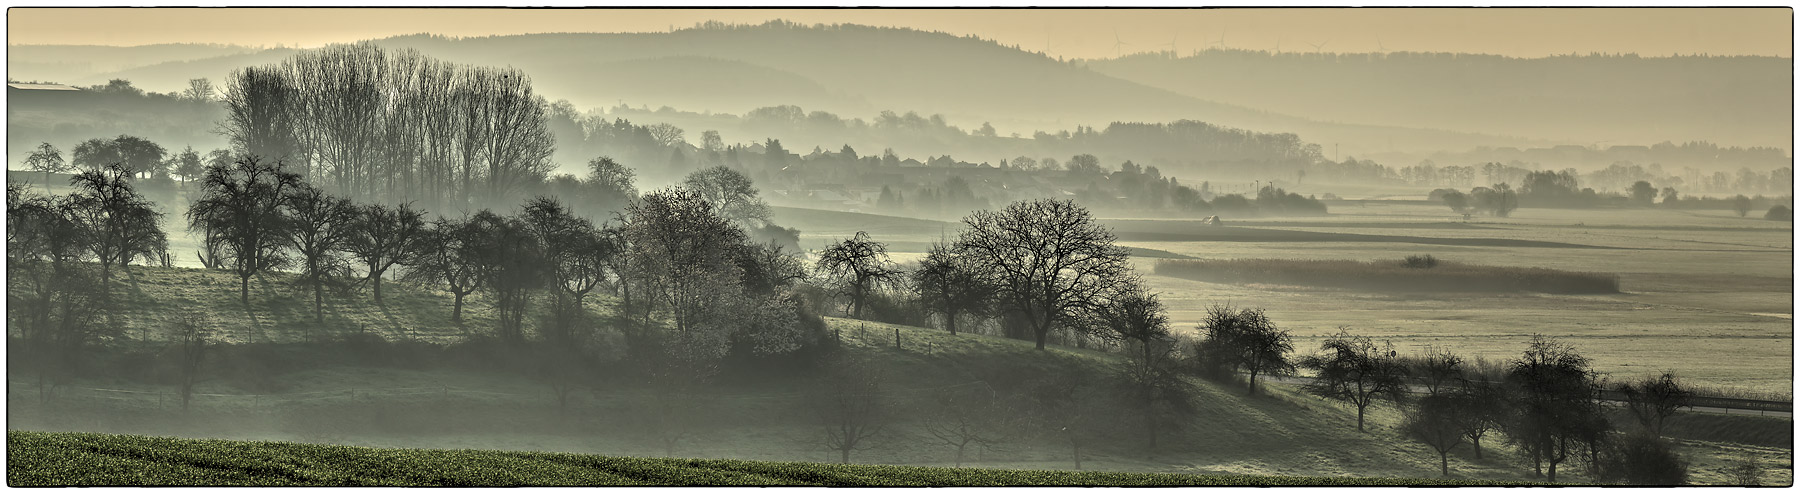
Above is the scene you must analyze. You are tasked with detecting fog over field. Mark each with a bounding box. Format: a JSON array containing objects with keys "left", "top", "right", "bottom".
[{"left": 5, "top": 7, "right": 1793, "bottom": 487}]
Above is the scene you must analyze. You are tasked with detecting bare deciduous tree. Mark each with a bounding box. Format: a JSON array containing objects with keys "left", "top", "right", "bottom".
[
  {"left": 812, "top": 356, "right": 887, "bottom": 464},
  {"left": 1616, "top": 371, "right": 1691, "bottom": 438},
  {"left": 912, "top": 242, "right": 994, "bottom": 336},
  {"left": 68, "top": 163, "right": 168, "bottom": 287},
  {"left": 282, "top": 183, "right": 357, "bottom": 322},
  {"left": 345, "top": 203, "right": 428, "bottom": 304},
  {"left": 1300, "top": 328, "right": 1409, "bottom": 432},
  {"left": 188, "top": 156, "right": 303, "bottom": 304},
  {"left": 167, "top": 313, "right": 213, "bottom": 411},
  {"left": 815, "top": 231, "right": 902, "bottom": 320},
  {"left": 1196, "top": 305, "right": 1294, "bottom": 396},
  {"left": 954, "top": 199, "right": 1132, "bottom": 350}
]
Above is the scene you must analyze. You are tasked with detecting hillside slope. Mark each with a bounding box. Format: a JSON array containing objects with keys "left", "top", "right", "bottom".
[{"left": 8, "top": 263, "right": 1787, "bottom": 485}]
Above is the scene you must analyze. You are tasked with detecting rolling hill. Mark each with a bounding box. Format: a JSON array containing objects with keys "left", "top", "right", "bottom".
[
  {"left": 1088, "top": 50, "right": 1793, "bottom": 152},
  {"left": 43, "top": 24, "right": 1543, "bottom": 158}
]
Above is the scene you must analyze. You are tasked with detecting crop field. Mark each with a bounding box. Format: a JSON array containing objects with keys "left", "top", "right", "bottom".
[
  {"left": 7, "top": 431, "right": 1522, "bottom": 486},
  {"left": 782, "top": 203, "right": 1794, "bottom": 396}
]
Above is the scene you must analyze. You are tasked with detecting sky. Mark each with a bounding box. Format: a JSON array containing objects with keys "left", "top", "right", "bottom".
[{"left": 7, "top": 7, "right": 1792, "bottom": 59}]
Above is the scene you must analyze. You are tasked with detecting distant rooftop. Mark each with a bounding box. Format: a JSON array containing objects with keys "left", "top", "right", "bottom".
[{"left": 7, "top": 83, "right": 81, "bottom": 91}]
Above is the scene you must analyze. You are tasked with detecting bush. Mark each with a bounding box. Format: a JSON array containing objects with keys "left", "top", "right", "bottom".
[
  {"left": 1764, "top": 205, "right": 1792, "bottom": 221},
  {"left": 1594, "top": 433, "right": 1688, "bottom": 485},
  {"left": 1401, "top": 255, "right": 1439, "bottom": 269}
]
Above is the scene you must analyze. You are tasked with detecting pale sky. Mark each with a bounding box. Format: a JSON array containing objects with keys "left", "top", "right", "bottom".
[{"left": 7, "top": 7, "right": 1793, "bottom": 59}]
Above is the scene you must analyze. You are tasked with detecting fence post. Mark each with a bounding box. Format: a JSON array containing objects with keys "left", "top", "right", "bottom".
[{"left": 895, "top": 328, "right": 901, "bottom": 349}]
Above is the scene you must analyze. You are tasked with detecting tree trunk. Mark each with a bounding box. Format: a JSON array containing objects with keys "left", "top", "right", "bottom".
[
  {"left": 240, "top": 274, "right": 251, "bottom": 304},
  {"left": 1034, "top": 327, "right": 1048, "bottom": 351},
  {"left": 371, "top": 272, "right": 384, "bottom": 303},
  {"left": 1248, "top": 369, "right": 1259, "bottom": 396},
  {"left": 954, "top": 443, "right": 966, "bottom": 468},
  {"left": 452, "top": 292, "right": 465, "bottom": 322},
  {"left": 1071, "top": 437, "right": 1082, "bottom": 470},
  {"left": 1471, "top": 436, "right": 1483, "bottom": 459},
  {"left": 1546, "top": 460, "right": 1557, "bottom": 483},
  {"left": 840, "top": 448, "right": 850, "bottom": 464},
  {"left": 1356, "top": 404, "right": 1367, "bottom": 432},
  {"left": 1440, "top": 452, "right": 1449, "bottom": 477},
  {"left": 314, "top": 283, "right": 325, "bottom": 322},
  {"left": 946, "top": 312, "right": 957, "bottom": 336}
]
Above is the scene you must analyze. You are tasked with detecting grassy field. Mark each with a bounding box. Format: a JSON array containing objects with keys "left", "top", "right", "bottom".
[
  {"left": 8, "top": 196, "right": 1790, "bottom": 485},
  {"left": 9, "top": 310, "right": 1791, "bottom": 486},
  {"left": 777, "top": 202, "right": 1793, "bottom": 396},
  {"left": 7, "top": 431, "right": 1519, "bottom": 486}
]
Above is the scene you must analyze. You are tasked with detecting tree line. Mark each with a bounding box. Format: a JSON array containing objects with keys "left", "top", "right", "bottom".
[{"left": 223, "top": 43, "right": 555, "bottom": 210}]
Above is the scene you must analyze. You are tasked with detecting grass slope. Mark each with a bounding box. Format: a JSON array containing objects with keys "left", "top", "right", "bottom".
[
  {"left": 13, "top": 260, "right": 1790, "bottom": 485},
  {"left": 6, "top": 431, "right": 1512, "bottom": 486}
]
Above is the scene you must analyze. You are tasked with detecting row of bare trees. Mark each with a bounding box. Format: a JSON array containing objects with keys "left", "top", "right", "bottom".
[
  {"left": 7, "top": 164, "right": 170, "bottom": 401},
  {"left": 223, "top": 43, "right": 555, "bottom": 210}
]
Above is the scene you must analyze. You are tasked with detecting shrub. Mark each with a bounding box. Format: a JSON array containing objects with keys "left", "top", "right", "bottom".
[
  {"left": 1764, "top": 205, "right": 1792, "bottom": 221},
  {"left": 1594, "top": 433, "right": 1688, "bottom": 485},
  {"left": 1401, "top": 255, "right": 1439, "bottom": 269}
]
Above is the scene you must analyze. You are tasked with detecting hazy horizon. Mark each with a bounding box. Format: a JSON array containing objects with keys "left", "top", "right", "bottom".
[{"left": 8, "top": 7, "right": 1793, "bottom": 59}]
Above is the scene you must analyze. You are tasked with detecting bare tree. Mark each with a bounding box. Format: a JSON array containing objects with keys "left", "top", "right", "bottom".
[
  {"left": 183, "top": 78, "right": 215, "bottom": 103},
  {"left": 922, "top": 385, "right": 1009, "bottom": 467},
  {"left": 1454, "top": 380, "right": 1505, "bottom": 459},
  {"left": 477, "top": 67, "right": 557, "bottom": 203},
  {"left": 345, "top": 203, "right": 428, "bottom": 304},
  {"left": 1616, "top": 371, "right": 1691, "bottom": 438},
  {"left": 188, "top": 155, "right": 304, "bottom": 304},
  {"left": 647, "top": 122, "right": 687, "bottom": 147},
  {"left": 166, "top": 313, "right": 212, "bottom": 411},
  {"left": 812, "top": 355, "right": 887, "bottom": 464},
  {"left": 1404, "top": 393, "right": 1468, "bottom": 477},
  {"left": 468, "top": 209, "right": 547, "bottom": 343},
  {"left": 911, "top": 242, "right": 995, "bottom": 336},
  {"left": 1196, "top": 305, "right": 1294, "bottom": 396},
  {"left": 1503, "top": 335, "right": 1611, "bottom": 482},
  {"left": 8, "top": 186, "right": 108, "bottom": 402},
  {"left": 405, "top": 215, "right": 489, "bottom": 322},
  {"left": 955, "top": 199, "right": 1132, "bottom": 350},
  {"left": 682, "top": 165, "right": 772, "bottom": 228},
  {"left": 23, "top": 142, "right": 67, "bottom": 189},
  {"left": 1732, "top": 194, "right": 1753, "bottom": 217},
  {"left": 1300, "top": 328, "right": 1409, "bottom": 432},
  {"left": 222, "top": 66, "right": 301, "bottom": 166},
  {"left": 1410, "top": 346, "right": 1465, "bottom": 396},
  {"left": 67, "top": 163, "right": 167, "bottom": 287},
  {"left": 282, "top": 183, "right": 357, "bottom": 322},
  {"left": 815, "top": 231, "right": 902, "bottom": 319}
]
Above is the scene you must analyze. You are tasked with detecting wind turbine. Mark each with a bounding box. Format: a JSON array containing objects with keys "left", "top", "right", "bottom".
[
  {"left": 1274, "top": 37, "right": 1283, "bottom": 55},
  {"left": 1375, "top": 35, "right": 1389, "bottom": 54},
  {"left": 1112, "top": 29, "right": 1131, "bottom": 57},
  {"left": 1308, "top": 39, "right": 1329, "bottom": 54},
  {"left": 1209, "top": 29, "right": 1228, "bottom": 50}
]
